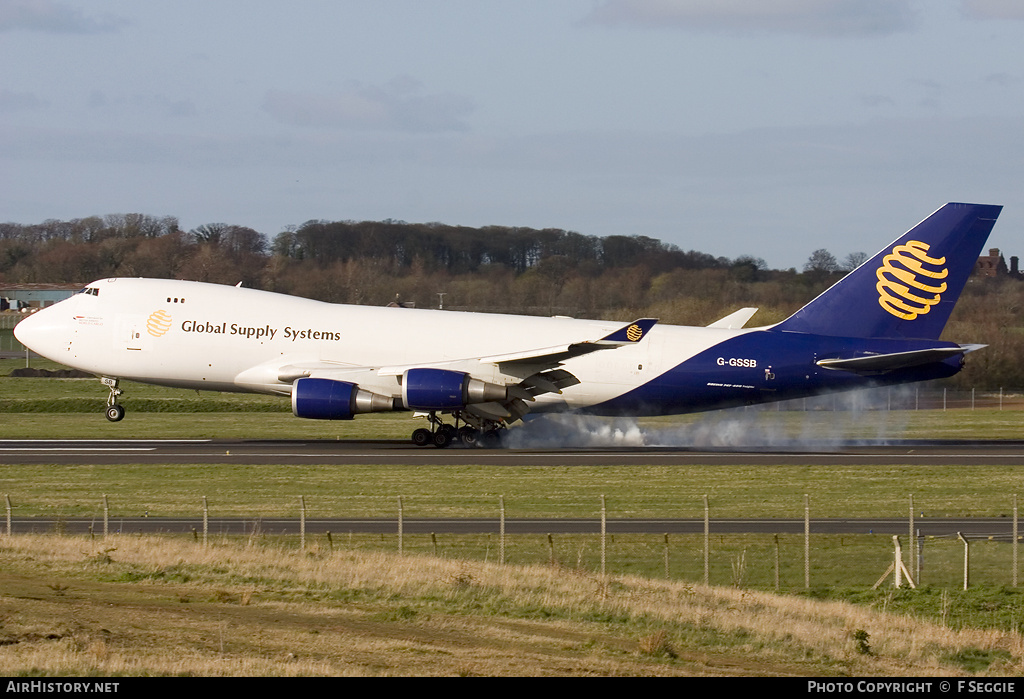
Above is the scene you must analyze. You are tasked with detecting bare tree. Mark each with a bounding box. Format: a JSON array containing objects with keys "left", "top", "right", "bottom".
[
  {"left": 803, "top": 248, "right": 838, "bottom": 274},
  {"left": 841, "top": 251, "right": 868, "bottom": 272}
]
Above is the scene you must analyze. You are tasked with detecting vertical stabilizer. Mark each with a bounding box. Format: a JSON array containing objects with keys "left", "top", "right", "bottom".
[{"left": 775, "top": 203, "right": 1002, "bottom": 339}]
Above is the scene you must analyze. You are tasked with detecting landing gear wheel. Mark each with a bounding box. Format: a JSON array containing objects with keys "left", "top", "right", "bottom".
[
  {"left": 481, "top": 430, "right": 501, "bottom": 449},
  {"left": 411, "top": 428, "right": 432, "bottom": 447},
  {"left": 101, "top": 377, "right": 124, "bottom": 422},
  {"left": 432, "top": 429, "right": 452, "bottom": 448},
  {"left": 459, "top": 426, "right": 479, "bottom": 446}
]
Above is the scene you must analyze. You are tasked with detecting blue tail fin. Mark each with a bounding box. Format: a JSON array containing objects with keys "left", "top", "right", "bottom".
[{"left": 775, "top": 203, "right": 1002, "bottom": 339}]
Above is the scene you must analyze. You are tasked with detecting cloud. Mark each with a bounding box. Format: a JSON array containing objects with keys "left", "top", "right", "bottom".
[
  {"left": 961, "top": 0, "right": 1024, "bottom": 20},
  {"left": 581, "top": 0, "right": 919, "bottom": 36},
  {"left": 130, "top": 94, "right": 199, "bottom": 119},
  {"left": 3, "top": 114, "right": 1022, "bottom": 268},
  {"left": 262, "top": 77, "right": 475, "bottom": 133},
  {"left": 0, "top": 88, "right": 48, "bottom": 112},
  {"left": 0, "top": 0, "right": 127, "bottom": 33}
]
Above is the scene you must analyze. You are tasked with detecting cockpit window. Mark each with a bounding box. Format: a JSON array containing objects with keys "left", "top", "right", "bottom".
[{"left": 76, "top": 287, "right": 100, "bottom": 296}]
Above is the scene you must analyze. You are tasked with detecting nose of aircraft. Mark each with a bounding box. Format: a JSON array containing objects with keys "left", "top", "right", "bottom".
[{"left": 13, "top": 304, "right": 72, "bottom": 361}]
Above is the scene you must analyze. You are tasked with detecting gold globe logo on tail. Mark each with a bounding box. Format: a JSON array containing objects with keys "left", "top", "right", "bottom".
[
  {"left": 146, "top": 310, "right": 172, "bottom": 337},
  {"left": 626, "top": 324, "right": 643, "bottom": 342},
  {"left": 875, "top": 240, "right": 948, "bottom": 320}
]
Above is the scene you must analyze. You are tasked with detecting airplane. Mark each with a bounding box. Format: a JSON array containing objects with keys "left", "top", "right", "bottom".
[{"left": 14, "top": 202, "right": 1001, "bottom": 448}]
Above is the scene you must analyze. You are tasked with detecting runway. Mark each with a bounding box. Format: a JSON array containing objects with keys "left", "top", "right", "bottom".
[{"left": 3, "top": 438, "right": 1024, "bottom": 465}]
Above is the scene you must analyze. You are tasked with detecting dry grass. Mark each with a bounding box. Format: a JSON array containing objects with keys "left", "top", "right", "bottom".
[{"left": 1, "top": 534, "right": 1022, "bottom": 676}]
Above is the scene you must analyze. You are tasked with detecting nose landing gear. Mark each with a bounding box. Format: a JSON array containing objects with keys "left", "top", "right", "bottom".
[{"left": 102, "top": 377, "right": 125, "bottom": 422}]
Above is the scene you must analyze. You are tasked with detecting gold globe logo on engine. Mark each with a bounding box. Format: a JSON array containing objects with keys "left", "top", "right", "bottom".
[
  {"left": 146, "top": 310, "right": 172, "bottom": 337},
  {"left": 875, "top": 240, "right": 948, "bottom": 320}
]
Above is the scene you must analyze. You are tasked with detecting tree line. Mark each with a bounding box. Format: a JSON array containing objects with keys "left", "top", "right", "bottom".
[{"left": 2, "top": 213, "right": 1021, "bottom": 389}]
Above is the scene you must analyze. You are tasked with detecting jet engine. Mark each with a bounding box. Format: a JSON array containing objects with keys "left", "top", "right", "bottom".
[
  {"left": 292, "top": 377, "right": 394, "bottom": 420},
  {"left": 401, "top": 368, "right": 507, "bottom": 411}
]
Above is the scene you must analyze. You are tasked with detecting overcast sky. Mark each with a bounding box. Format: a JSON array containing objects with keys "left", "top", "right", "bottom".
[{"left": 2, "top": 0, "right": 1022, "bottom": 269}]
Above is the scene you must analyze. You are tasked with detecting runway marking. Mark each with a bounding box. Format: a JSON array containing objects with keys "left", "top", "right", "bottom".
[
  {"left": 0, "top": 440, "right": 211, "bottom": 443},
  {"left": 0, "top": 448, "right": 158, "bottom": 452},
  {"left": 124, "top": 451, "right": 1024, "bottom": 458}
]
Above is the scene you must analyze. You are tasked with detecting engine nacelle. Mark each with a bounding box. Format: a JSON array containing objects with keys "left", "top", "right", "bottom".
[
  {"left": 402, "top": 368, "right": 507, "bottom": 411},
  {"left": 292, "top": 377, "right": 394, "bottom": 420}
]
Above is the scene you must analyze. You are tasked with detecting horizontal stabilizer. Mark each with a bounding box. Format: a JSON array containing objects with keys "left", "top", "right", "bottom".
[
  {"left": 816, "top": 345, "right": 979, "bottom": 375},
  {"left": 708, "top": 308, "right": 758, "bottom": 329}
]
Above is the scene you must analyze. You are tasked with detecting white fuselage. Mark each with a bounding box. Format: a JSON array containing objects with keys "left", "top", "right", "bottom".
[{"left": 17, "top": 278, "right": 747, "bottom": 413}]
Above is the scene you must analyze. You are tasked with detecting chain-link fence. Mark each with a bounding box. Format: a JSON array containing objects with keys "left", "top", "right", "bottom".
[
  {"left": 5, "top": 492, "right": 1022, "bottom": 592},
  {"left": 0, "top": 313, "right": 28, "bottom": 352}
]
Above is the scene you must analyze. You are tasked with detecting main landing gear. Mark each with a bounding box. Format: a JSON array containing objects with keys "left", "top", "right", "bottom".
[
  {"left": 411, "top": 412, "right": 503, "bottom": 448},
  {"left": 102, "top": 377, "right": 125, "bottom": 422}
]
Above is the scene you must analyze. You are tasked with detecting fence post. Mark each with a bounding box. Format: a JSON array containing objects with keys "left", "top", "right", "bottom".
[
  {"left": 103, "top": 494, "right": 109, "bottom": 538},
  {"left": 958, "top": 532, "right": 969, "bottom": 590},
  {"left": 4, "top": 494, "right": 10, "bottom": 536},
  {"left": 895, "top": 536, "right": 903, "bottom": 587},
  {"left": 202, "top": 496, "right": 209, "bottom": 546},
  {"left": 499, "top": 495, "right": 505, "bottom": 565},
  {"left": 804, "top": 494, "right": 810, "bottom": 589},
  {"left": 397, "top": 496, "right": 404, "bottom": 555},
  {"left": 664, "top": 533, "right": 670, "bottom": 578},
  {"left": 299, "top": 495, "right": 306, "bottom": 551},
  {"left": 600, "top": 495, "right": 607, "bottom": 576},
  {"left": 1014, "top": 495, "right": 1019, "bottom": 588},
  {"left": 774, "top": 534, "right": 780, "bottom": 591},
  {"left": 703, "top": 494, "right": 710, "bottom": 585},
  {"left": 909, "top": 494, "right": 915, "bottom": 578}
]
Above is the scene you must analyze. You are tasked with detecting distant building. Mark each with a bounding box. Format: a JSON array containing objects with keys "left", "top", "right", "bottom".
[
  {"left": 0, "top": 283, "right": 83, "bottom": 310},
  {"left": 975, "top": 248, "right": 1009, "bottom": 278}
]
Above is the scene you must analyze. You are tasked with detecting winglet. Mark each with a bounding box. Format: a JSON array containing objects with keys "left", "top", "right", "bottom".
[{"left": 598, "top": 318, "right": 658, "bottom": 344}]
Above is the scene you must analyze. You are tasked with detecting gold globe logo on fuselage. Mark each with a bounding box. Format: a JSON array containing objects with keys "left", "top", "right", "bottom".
[
  {"left": 146, "top": 310, "right": 172, "bottom": 337},
  {"left": 875, "top": 241, "right": 947, "bottom": 320}
]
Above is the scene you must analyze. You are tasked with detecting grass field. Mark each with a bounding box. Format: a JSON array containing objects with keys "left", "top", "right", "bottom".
[
  {"left": 1, "top": 534, "right": 1022, "bottom": 676},
  {"left": 5, "top": 360, "right": 1024, "bottom": 674},
  {"left": 3, "top": 461, "right": 1024, "bottom": 520}
]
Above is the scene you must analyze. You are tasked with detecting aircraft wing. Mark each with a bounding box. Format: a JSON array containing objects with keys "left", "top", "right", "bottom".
[
  {"left": 815, "top": 344, "right": 983, "bottom": 375},
  {"left": 274, "top": 317, "right": 658, "bottom": 425},
  {"left": 479, "top": 317, "right": 658, "bottom": 368}
]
